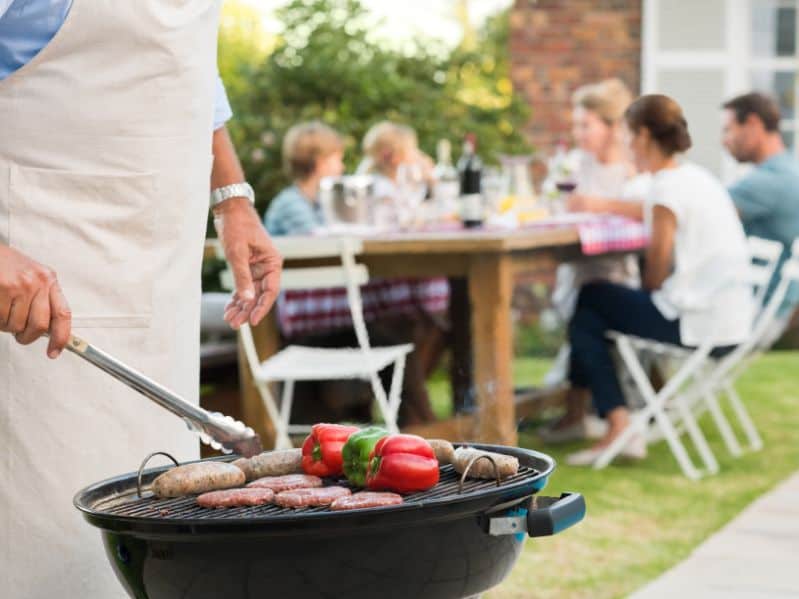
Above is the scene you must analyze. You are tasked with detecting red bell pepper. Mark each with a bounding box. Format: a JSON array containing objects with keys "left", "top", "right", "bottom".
[
  {"left": 301, "top": 423, "right": 360, "bottom": 477},
  {"left": 366, "top": 434, "right": 440, "bottom": 493}
]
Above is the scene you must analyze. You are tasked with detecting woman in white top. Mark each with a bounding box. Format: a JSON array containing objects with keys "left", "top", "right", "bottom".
[{"left": 566, "top": 94, "right": 753, "bottom": 466}]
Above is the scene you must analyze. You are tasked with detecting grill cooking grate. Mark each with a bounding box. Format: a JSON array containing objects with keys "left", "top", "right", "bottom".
[{"left": 97, "top": 464, "right": 539, "bottom": 521}]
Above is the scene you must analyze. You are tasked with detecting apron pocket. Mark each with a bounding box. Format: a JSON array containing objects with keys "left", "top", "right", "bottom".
[{"left": 9, "top": 165, "right": 157, "bottom": 328}]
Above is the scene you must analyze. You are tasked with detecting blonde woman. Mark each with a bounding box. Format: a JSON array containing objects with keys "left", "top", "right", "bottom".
[
  {"left": 264, "top": 121, "right": 345, "bottom": 236},
  {"left": 541, "top": 79, "right": 650, "bottom": 442}
]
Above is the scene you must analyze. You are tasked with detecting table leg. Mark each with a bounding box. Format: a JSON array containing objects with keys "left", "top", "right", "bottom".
[
  {"left": 237, "top": 312, "right": 279, "bottom": 449},
  {"left": 468, "top": 253, "right": 517, "bottom": 446},
  {"left": 448, "top": 277, "right": 473, "bottom": 413}
]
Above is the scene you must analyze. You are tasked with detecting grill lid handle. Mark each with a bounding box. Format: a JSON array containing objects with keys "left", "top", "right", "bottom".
[{"left": 487, "top": 492, "right": 586, "bottom": 538}]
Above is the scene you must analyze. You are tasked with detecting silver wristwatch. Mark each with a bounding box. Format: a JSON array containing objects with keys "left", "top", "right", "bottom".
[{"left": 210, "top": 182, "right": 255, "bottom": 208}]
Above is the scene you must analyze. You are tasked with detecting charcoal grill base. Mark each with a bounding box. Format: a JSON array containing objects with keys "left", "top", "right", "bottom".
[
  {"left": 103, "top": 509, "right": 526, "bottom": 599},
  {"left": 76, "top": 445, "right": 571, "bottom": 599}
]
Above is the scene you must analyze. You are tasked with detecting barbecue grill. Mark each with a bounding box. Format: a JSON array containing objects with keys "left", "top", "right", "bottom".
[{"left": 75, "top": 444, "right": 585, "bottom": 599}]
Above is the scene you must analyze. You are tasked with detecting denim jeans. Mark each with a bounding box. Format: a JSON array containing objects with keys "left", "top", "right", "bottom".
[{"left": 568, "top": 282, "right": 682, "bottom": 418}]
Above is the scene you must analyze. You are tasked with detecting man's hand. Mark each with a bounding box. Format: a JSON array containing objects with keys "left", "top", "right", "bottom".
[
  {"left": 213, "top": 198, "right": 282, "bottom": 329},
  {"left": 567, "top": 194, "right": 607, "bottom": 213},
  {"left": 0, "top": 245, "right": 71, "bottom": 358}
]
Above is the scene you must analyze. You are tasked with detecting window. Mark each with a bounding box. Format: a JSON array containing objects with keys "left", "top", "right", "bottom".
[
  {"left": 750, "top": 0, "right": 798, "bottom": 153},
  {"left": 643, "top": 0, "right": 799, "bottom": 179}
]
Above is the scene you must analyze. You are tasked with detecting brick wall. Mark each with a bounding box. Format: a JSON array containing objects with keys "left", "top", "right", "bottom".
[{"left": 509, "top": 0, "right": 642, "bottom": 155}]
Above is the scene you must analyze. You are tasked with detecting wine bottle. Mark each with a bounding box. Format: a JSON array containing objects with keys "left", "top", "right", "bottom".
[{"left": 457, "top": 133, "right": 483, "bottom": 228}]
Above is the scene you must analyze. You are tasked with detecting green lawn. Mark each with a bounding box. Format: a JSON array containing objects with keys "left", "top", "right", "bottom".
[{"left": 428, "top": 351, "right": 799, "bottom": 599}]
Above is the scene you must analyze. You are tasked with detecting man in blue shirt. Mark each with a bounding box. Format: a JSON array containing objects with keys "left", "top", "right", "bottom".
[{"left": 722, "top": 92, "right": 799, "bottom": 314}]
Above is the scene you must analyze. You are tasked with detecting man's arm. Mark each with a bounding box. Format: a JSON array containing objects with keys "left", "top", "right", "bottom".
[
  {"left": 211, "top": 126, "right": 282, "bottom": 329},
  {"left": 643, "top": 205, "right": 677, "bottom": 291}
]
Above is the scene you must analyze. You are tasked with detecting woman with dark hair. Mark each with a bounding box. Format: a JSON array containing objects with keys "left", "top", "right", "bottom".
[{"left": 566, "top": 94, "right": 754, "bottom": 466}]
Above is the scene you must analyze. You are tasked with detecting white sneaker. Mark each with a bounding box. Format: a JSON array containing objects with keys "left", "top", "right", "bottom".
[
  {"left": 584, "top": 415, "right": 609, "bottom": 440},
  {"left": 538, "top": 419, "right": 589, "bottom": 444},
  {"left": 538, "top": 415, "right": 608, "bottom": 444},
  {"left": 565, "top": 434, "right": 647, "bottom": 467}
]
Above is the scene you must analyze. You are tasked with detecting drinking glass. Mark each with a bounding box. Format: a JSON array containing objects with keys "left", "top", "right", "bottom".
[
  {"left": 552, "top": 180, "right": 577, "bottom": 215},
  {"left": 396, "top": 162, "right": 428, "bottom": 228}
]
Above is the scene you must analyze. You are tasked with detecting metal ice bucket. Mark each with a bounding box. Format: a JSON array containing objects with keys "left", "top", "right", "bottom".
[{"left": 319, "top": 175, "right": 375, "bottom": 224}]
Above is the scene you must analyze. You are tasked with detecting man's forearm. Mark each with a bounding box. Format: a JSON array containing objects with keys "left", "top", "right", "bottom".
[{"left": 211, "top": 126, "right": 245, "bottom": 190}]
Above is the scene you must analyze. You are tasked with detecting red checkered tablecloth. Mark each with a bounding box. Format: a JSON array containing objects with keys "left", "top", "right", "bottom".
[
  {"left": 277, "top": 215, "right": 646, "bottom": 338},
  {"left": 575, "top": 214, "right": 648, "bottom": 255},
  {"left": 520, "top": 213, "right": 648, "bottom": 256},
  {"left": 277, "top": 277, "right": 449, "bottom": 338}
]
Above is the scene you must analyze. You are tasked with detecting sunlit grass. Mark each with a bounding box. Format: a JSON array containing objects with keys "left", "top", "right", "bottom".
[{"left": 429, "top": 352, "right": 799, "bottom": 598}]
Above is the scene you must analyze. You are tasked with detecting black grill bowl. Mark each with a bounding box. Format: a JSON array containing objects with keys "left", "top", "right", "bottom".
[{"left": 75, "top": 444, "right": 583, "bottom": 599}]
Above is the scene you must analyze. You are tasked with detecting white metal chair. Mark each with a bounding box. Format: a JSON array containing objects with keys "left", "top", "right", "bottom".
[
  {"left": 232, "top": 236, "right": 412, "bottom": 449},
  {"left": 596, "top": 237, "right": 793, "bottom": 479}
]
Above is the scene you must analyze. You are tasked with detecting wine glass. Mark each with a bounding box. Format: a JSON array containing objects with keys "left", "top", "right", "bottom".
[
  {"left": 553, "top": 180, "right": 577, "bottom": 215},
  {"left": 396, "top": 162, "right": 428, "bottom": 228}
]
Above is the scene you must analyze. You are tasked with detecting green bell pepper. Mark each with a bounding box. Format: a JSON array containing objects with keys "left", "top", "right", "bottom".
[{"left": 342, "top": 426, "right": 389, "bottom": 487}]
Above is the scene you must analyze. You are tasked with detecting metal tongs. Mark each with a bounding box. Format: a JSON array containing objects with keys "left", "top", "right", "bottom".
[{"left": 65, "top": 334, "right": 262, "bottom": 457}]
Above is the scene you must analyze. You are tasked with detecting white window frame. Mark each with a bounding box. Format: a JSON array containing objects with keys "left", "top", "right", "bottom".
[{"left": 642, "top": 0, "right": 799, "bottom": 182}]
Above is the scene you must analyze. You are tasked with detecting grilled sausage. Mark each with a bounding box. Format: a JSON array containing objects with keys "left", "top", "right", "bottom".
[
  {"left": 245, "top": 449, "right": 303, "bottom": 479},
  {"left": 427, "top": 439, "right": 455, "bottom": 465},
  {"left": 274, "top": 486, "right": 351, "bottom": 508},
  {"left": 330, "top": 492, "right": 403, "bottom": 511},
  {"left": 452, "top": 447, "right": 519, "bottom": 480},
  {"left": 232, "top": 458, "right": 255, "bottom": 481},
  {"left": 196, "top": 487, "right": 275, "bottom": 508},
  {"left": 151, "top": 462, "right": 246, "bottom": 498},
  {"left": 246, "top": 474, "right": 323, "bottom": 493}
]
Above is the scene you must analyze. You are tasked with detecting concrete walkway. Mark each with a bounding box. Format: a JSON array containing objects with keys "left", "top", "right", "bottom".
[{"left": 631, "top": 471, "right": 799, "bottom": 599}]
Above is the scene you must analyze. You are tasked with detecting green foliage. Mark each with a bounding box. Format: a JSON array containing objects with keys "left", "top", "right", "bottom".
[{"left": 219, "top": 0, "right": 531, "bottom": 216}]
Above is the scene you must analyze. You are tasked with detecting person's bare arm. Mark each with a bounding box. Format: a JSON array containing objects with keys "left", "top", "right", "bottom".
[
  {"left": 643, "top": 205, "right": 677, "bottom": 291},
  {"left": 0, "top": 245, "right": 71, "bottom": 357},
  {"left": 211, "top": 126, "right": 282, "bottom": 329},
  {"left": 567, "top": 194, "right": 645, "bottom": 221}
]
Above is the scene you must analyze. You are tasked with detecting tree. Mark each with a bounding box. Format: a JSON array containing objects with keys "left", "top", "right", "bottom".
[{"left": 219, "top": 0, "right": 532, "bottom": 215}]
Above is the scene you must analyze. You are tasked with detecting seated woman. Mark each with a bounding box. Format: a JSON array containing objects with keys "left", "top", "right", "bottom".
[
  {"left": 264, "top": 121, "right": 344, "bottom": 235},
  {"left": 541, "top": 79, "right": 650, "bottom": 441},
  {"left": 564, "top": 81, "right": 652, "bottom": 222},
  {"left": 566, "top": 94, "right": 754, "bottom": 466}
]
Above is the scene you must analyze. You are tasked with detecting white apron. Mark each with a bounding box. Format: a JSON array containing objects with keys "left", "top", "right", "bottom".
[{"left": 0, "top": 1, "right": 220, "bottom": 596}]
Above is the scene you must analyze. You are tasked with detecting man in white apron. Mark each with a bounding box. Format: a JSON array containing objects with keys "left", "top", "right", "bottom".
[{"left": 0, "top": 1, "right": 281, "bottom": 596}]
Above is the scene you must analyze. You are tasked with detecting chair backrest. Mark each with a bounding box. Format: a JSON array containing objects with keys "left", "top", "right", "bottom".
[
  {"left": 272, "top": 236, "right": 373, "bottom": 350},
  {"left": 746, "top": 236, "right": 784, "bottom": 317},
  {"left": 713, "top": 250, "right": 799, "bottom": 381},
  {"left": 226, "top": 236, "right": 377, "bottom": 375},
  {"left": 272, "top": 236, "right": 370, "bottom": 291}
]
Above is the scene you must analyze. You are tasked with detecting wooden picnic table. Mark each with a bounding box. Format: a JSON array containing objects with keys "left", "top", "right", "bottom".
[{"left": 236, "top": 225, "right": 589, "bottom": 448}]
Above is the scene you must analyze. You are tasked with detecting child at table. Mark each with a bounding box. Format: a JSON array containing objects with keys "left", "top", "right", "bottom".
[
  {"left": 264, "top": 121, "right": 345, "bottom": 236},
  {"left": 357, "top": 121, "right": 435, "bottom": 224}
]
